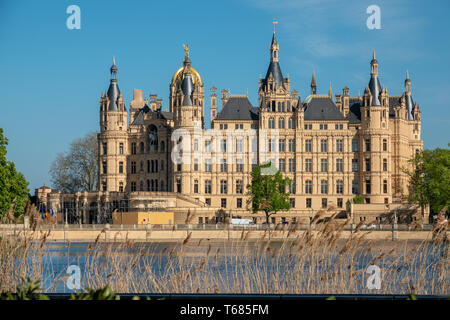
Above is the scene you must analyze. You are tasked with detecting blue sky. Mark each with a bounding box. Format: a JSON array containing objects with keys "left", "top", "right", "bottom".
[{"left": 1, "top": 0, "right": 449, "bottom": 191}]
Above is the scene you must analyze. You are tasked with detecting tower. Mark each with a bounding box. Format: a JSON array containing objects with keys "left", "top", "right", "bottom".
[
  {"left": 361, "top": 51, "right": 391, "bottom": 204},
  {"left": 210, "top": 86, "right": 217, "bottom": 125},
  {"left": 99, "top": 58, "right": 128, "bottom": 192},
  {"left": 311, "top": 71, "right": 317, "bottom": 95}
]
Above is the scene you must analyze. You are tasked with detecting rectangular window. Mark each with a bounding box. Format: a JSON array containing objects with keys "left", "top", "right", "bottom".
[
  {"left": 290, "top": 198, "right": 295, "bottom": 208},
  {"left": 268, "top": 139, "right": 275, "bottom": 152},
  {"left": 237, "top": 198, "right": 242, "bottom": 208},
  {"left": 352, "top": 159, "right": 359, "bottom": 172},
  {"left": 221, "top": 139, "right": 227, "bottom": 152},
  {"left": 289, "top": 179, "right": 296, "bottom": 194},
  {"left": 131, "top": 181, "right": 136, "bottom": 192},
  {"left": 119, "top": 143, "right": 123, "bottom": 155},
  {"left": 205, "top": 159, "right": 212, "bottom": 172},
  {"left": 236, "top": 180, "right": 243, "bottom": 194},
  {"left": 102, "top": 143, "right": 107, "bottom": 155},
  {"left": 383, "top": 158, "right": 388, "bottom": 171},
  {"left": 352, "top": 139, "right": 359, "bottom": 152},
  {"left": 288, "top": 139, "right": 295, "bottom": 152},
  {"left": 321, "top": 180, "right": 328, "bottom": 194},
  {"left": 205, "top": 198, "right": 211, "bottom": 206},
  {"left": 365, "top": 138, "right": 371, "bottom": 152},
  {"left": 305, "top": 159, "right": 312, "bottom": 172},
  {"left": 322, "top": 198, "right": 327, "bottom": 208},
  {"left": 365, "top": 180, "right": 371, "bottom": 194},
  {"left": 352, "top": 180, "right": 359, "bottom": 194},
  {"left": 131, "top": 142, "right": 137, "bottom": 155},
  {"left": 194, "top": 180, "right": 199, "bottom": 194},
  {"left": 306, "top": 198, "right": 312, "bottom": 208},
  {"left": 131, "top": 161, "right": 136, "bottom": 174},
  {"left": 236, "top": 159, "right": 244, "bottom": 172},
  {"left": 119, "top": 161, "right": 123, "bottom": 174},
  {"left": 220, "top": 158, "right": 227, "bottom": 172},
  {"left": 365, "top": 158, "right": 371, "bottom": 172},
  {"left": 176, "top": 179, "right": 182, "bottom": 193},
  {"left": 337, "top": 198, "right": 343, "bottom": 208},
  {"left": 194, "top": 139, "right": 199, "bottom": 151},
  {"left": 336, "top": 180, "right": 344, "bottom": 194},
  {"left": 236, "top": 138, "right": 243, "bottom": 153},
  {"left": 194, "top": 159, "right": 199, "bottom": 171},
  {"left": 205, "top": 140, "right": 212, "bottom": 153},
  {"left": 279, "top": 139, "right": 285, "bottom": 152},
  {"left": 221, "top": 198, "right": 227, "bottom": 208},
  {"left": 278, "top": 159, "right": 286, "bottom": 172},
  {"left": 336, "top": 139, "right": 343, "bottom": 152},
  {"left": 288, "top": 158, "right": 296, "bottom": 172},
  {"left": 321, "top": 158, "right": 328, "bottom": 172},
  {"left": 205, "top": 180, "right": 212, "bottom": 194},
  {"left": 305, "top": 180, "right": 312, "bottom": 194},
  {"left": 305, "top": 139, "right": 312, "bottom": 152},
  {"left": 102, "top": 181, "right": 107, "bottom": 191},
  {"left": 102, "top": 161, "right": 107, "bottom": 174},
  {"left": 320, "top": 139, "right": 328, "bottom": 152},
  {"left": 336, "top": 159, "right": 343, "bottom": 172},
  {"left": 383, "top": 180, "right": 388, "bottom": 194},
  {"left": 383, "top": 139, "right": 388, "bottom": 152},
  {"left": 220, "top": 180, "right": 228, "bottom": 194}
]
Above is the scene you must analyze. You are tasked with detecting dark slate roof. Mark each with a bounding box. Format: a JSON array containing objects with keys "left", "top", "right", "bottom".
[
  {"left": 130, "top": 110, "right": 144, "bottom": 126},
  {"left": 216, "top": 96, "right": 259, "bottom": 121},
  {"left": 159, "top": 111, "right": 173, "bottom": 120},
  {"left": 346, "top": 98, "right": 362, "bottom": 123},
  {"left": 389, "top": 96, "right": 402, "bottom": 118},
  {"left": 368, "top": 75, "right": 381, "bottom": 106},
  {"left": 264, "top": 62, "right": 284, "bottom": 89},
  {"left": 107, "top": 81, "right": 120, "bottom": 111},
  {"left": 303, "top": 96, "right": 346, "bottom": 121},
  {"left": 181, "top": 72, "right": 194, "bottom": 106},
  {"left": 405, "top": 93, "right": 414, "bottom": 120}
]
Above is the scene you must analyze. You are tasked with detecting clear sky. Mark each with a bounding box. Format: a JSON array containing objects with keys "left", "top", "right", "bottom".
[{"left": 1, "top": 0, "right": 449, "bottom": 192}]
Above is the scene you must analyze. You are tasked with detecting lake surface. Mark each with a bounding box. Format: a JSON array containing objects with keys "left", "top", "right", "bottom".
[{"left": 22, "top": 239, "right": 448, "bottom": 294}]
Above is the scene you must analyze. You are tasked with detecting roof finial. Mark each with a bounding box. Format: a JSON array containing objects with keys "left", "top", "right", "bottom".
[
  {"left": 113, "top": 56, "right": 116, "bottom": 66},
  {"left": 311, "top": 70, "right": 317, "bottom": 95},
  {"left": 183, "top": 43, "right": 189, "bottom": 59},
  {"left": 406, "top": 70, "right": 410, "bottom": 80},
  {"left": 372, "top": 49, "right": 376, "bottom": 60},
  {"left": 273, "top": 19, "right": 278, "bottom": 34}
]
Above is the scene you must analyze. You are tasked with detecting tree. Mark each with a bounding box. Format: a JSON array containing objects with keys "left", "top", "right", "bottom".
[
  {"left": 404, "top": 145, "right": 450, "bottom": 215},
  {"left": 246, "top": 162, "right": 291, "bottom": 224},
  {"left": 0, "top": 128, "right": 29, "bottom": 219},
  {"left": 49, "top": 132, "right": 99, "bottom": 193}
]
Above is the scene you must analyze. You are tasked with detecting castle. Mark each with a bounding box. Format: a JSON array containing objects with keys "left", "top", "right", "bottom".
[{"left": 36, "top": 28, "right": 425, "bottom": 225}]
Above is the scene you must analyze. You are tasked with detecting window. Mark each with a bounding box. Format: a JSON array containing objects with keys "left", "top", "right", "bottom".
[
  {"left": 102, "top": 181, "right": 107, "bottom": 191},
  {"left": 205, "top": 159, "right": 212, "bottom": 172},
  {"left": 221, "top": 139, "right": 227, "bottom": 152},
  {"left": 305, "top": 139, "right": 312, "bottom": 152},
  {"left": 366, "top": 110, "right": 370, "bottom": 118},
  {"left": 198, "top": 217, "right": 203, "bottom": 224},
  {"left": 194, "top": 159, "right": 199, "bottom": 171},
  {"left": 305, "top": 159, "right": 312, "bottom": 172},
  {"left": 194, "top": 180, "right": 199, "bottom": 193},
  {"left": 194, "top": 139, "right": 199, "bottom": 151},
  {"left": 352, "top": 180, "right": 359, "bottom": 194},
  {"left": 321, "top": 180, "right": 328, "bottom": 194},
  {"left": 102, "top": 143, "right": 107, "bottom": 155},
  {"left": 383, "top": 180, "right": 388, "bottom": 194},
  {"left": 119, "top": 162, "right": 123, "bottom": 174},
  {"left": 365, "top": 158, "right": 371, "bottom": 172},
  {"left": 383, "top": 139, "right": 387, "bottom": 152},
  {"left": 119, "top": 182, "right": 123, "bottom": 192},
  {"left": 268, "top": 118, "right": 275, "bottom": 129},
  {"left": 278, "top": 118, "right": 285, "bottom": 129},
  {"left": 237, "top": 198, "right": 242, "bottom": 208},
  {"left": 336, "top": 139, "right": 343, "bottom": 152},
  {"left": 161, "top": 160, "right": 164, "bottom": 171},
  {"left": 205, "top": 198, "right": 211, "bottom": 206},
  {"left": 102, "top": 160, "right": 107, "bottom": 174},
  {"left": 322, "top": 198, "right": 327, "bottom": 208},
  {"left": 289, "top": 180, "right": 296, "bottom": 194},
  {"left": 220, "top": 180, "right": 227, "bottom": 194},
  {"left": 139, "top": 181, "right": 143, "bottom": 191},
  {"left": 221, "top": 198, "right": 227, "bottom": 208},
  {"left": 140, "top": 161, "right": 144, "bottom": 172},
  {"left": 161, "top": 141, "right": 165, "bottom": 152},
  {"left": 320, "top": 139, "right": 328, "bottom": 152},
  {"left": 336, "top": 180, "right": 344, "bottom": 194},
  {"left": 220, "top": 158, "right": 227, "bottom": 172},
  {"left": 288, "top": 158, "right": 296, "bottom": 172},
  {"left": 177, "top": 163, "right": 181, "bottom": 172},
  {"left": 288, "top": 139, "right": 295, "bottom": 152},
  {"left": 268, "top": 139, "right": 275, "bottom": 152},
  {"left": 279, "top": 139, "right": 285, "bottom": 152},
  {"left": 352, "top": 139, "right": 359, "bottom": 152},
  {"left": 306, "top": 198, "right": 312, "bottom": 208},
  {"left": 236, "top": 139, "right": 243, "bottom": 153},
  {"left": 205, "top": 180, "right": 212, "bottom": 194},
  {"left": 290, "top": 198, "right": 295, "bottom": 208},
  {"left": 131, "top": 161, "right": 136, "bottom": 174},
  {"left": 236, "top": 159, "right": 243, "bottom": 172},
  {"left": 205, "top": 140, "right": 212, "bottom": 152},
  {"left": 119, "top": 143, "right": 123, "bottom": 154},
  {"left": 288, "top": 117, "right": 295, "bottom": 129},
  {"left": 383, "top": 158, "right": 387, "bottom": 171},
  {"left": 131, "top": 181, "right": 136, "bottom": 192},
  {"left": 336, "top": 159, "right": 343, "bottom": 172},
  {"left": 320, "top": 124, "right": 328, "bottom": 130},
  {"left": 305, "top": 180, "right": 312, "bottom": 194},
  {"left": 352, "top": 159, "right": 359, "bottom": 172},
  {"left": 131, "top": 142, "right": 137, "bottom": 155},
  {"left": 365, "top": 139, "right": 371, "bottom": 152},
  {"left": 279, "top": 159, "right": 286, "bottom": 172},
  {"left": 139, "top": 141, "right": 145, "bottom": 153},
  {"left": 365, "top": 180, "right": 371, "bottom": 194},
  {"left": 176, "top": 179, "right": 182, "bottom": 193},
  {"left": 236, "top": 180, "right": 243, "bottom": 194},
  {"left": 337, "top": 198, "right": 343, "bottom": 208},
  {"left": 321, "top": 159, "right": 328, "bottom": 172}
]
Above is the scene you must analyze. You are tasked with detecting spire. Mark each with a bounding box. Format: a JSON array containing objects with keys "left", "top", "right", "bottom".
[
  {"left": 404, "top": 70, "right": 414, "bottom": 120},
  {"left": 271, "top": 20, "right": 278, "bottom": 46},
  {"left": 311, "top": 71, "right": 317, "bottom": 95},
  {"left": 328, "top": 82, "right": 332, "bottom": 98},
  {"left": 405, "top": 70, "right": 412, "bottom": 93},
  {"left": 107, "top": 57, "right": 120, "bottom": 111},
  {"left": 368, "top": 50, "right": 381, "bottom": 106},
  {"left": 264, "top": 22, "right": 284, "bottom": 89}
]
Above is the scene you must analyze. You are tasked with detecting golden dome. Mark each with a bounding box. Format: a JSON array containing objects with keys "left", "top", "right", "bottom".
[
  {"left": 171, "top": 44, "right": 203, "bottom": 86},
  {"left": 171, "top": 65, "right": 202, "bottom": 86}
]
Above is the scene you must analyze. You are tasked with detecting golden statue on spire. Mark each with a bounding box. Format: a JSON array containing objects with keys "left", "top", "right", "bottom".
[{"left": 183, "top": 44, "right": 189, "bottom": 58}]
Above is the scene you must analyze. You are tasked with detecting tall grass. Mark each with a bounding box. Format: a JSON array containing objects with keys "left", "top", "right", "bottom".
[{"left": 0, "top": 206, "right": 448, "bottom": 295}]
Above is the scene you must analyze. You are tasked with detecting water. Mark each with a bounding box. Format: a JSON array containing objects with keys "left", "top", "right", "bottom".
[{"left": 18, "top": 240, "right": 449, "bottom": 294}]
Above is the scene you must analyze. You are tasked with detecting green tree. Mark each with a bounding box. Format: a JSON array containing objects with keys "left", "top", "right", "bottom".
[
  {"left": 404, "top": 145, "right": 450, "bottom": 214},
  {"left": 0, "top": 128, "right": 29, "bottom": 219},
  {"left": 49, "top": 132, "right": 98, "bottom": 193},
  {"left": 246, "top": 162, "right": 291, "bottom": 224}
]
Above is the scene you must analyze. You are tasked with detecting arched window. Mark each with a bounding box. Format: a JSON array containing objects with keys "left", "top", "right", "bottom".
[
  {"left": 278, "top": 117, "right": 285, "bottom": 129},
  {"left": 288, "top": 117, "right": 295, "bottom": 129},
  {"left": 268, "top": 118, "right": 275, "bottom": 129},
  {"left": 278, "top": 102, "right": 281, "bottom": 112},
  {"left": 282, "top": 102, "right": 285, "bottom": 112},
  {"left": 287, "top": 101, "right": 291, "bottom": 112}
]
